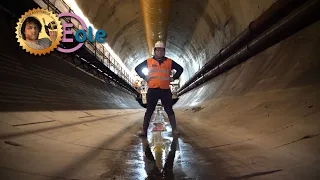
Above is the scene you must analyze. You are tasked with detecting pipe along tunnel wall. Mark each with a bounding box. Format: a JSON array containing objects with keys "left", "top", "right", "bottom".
[
  {"left": 174, "top": 20, "right": 320, "bottom": 179},
  {"left": 0, "top": 0, "right": 320, "bottom": 179}
]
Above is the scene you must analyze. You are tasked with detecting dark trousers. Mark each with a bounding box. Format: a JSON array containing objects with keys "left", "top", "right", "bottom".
[{"left": 143, "top": 88, "right": 176, "bottom": 132}]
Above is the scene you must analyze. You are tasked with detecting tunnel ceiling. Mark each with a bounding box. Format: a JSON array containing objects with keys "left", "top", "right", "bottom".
[{"left": 75, "top": 0, "right": 275, "bottom": 80}]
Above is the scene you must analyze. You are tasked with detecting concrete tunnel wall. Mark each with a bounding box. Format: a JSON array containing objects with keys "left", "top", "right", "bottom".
[
  {"left": 170, "top": 1, "right": 319, "bottom": 177},
  {"left": 169, "top": 1, "right": 320, "bottom": 178},
  {"left": 173, "top": 8, "right": 320, "bottom": 180},
  {"left": 0, "top": 0, "right": 320, "bottom": 179}
]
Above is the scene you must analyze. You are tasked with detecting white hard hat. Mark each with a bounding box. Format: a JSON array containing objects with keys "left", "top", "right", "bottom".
[{"left": 154, "top": 41, "right": 165, "bottom": 49}]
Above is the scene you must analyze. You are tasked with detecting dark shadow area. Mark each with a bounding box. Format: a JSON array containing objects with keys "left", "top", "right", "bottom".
[
  {"left": 0, "top": 112, "right": 140, "bottom": 140},
  {"left": 142, "top": 136, "right": 179, "bottom": 180},
  {"left": 51, "top": 119, "right": 141, "bottom": 179},
  {"left": 140, "top": 130, "right": 236, "bottom": 179},
  {"left": 0, "top": 0, "right": 39, "bottom": 17},
  {"left": 225, "top": 169, "right": 283, "bottom": 179},
  {"left": 275, "top": 133, "right": 320, "bottom": 148},
  {"left": 0, "top": 166, "right": 76, "bottom": 180}
]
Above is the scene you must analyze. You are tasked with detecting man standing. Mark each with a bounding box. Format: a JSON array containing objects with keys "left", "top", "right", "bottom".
[{"left": 135, "top": 41, "right": 183, "bottom": 137}]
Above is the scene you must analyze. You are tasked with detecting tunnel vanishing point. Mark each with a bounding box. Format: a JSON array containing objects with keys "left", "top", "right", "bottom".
[{"left": 0, "top": 0, "right": 320, "bottom": 179}]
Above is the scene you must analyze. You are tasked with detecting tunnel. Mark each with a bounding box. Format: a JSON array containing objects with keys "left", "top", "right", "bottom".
[{"left": 0, "top": 0, "right": 319, "bottom": 179}]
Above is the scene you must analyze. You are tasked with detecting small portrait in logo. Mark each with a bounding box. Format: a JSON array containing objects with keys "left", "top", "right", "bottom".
[
  {"left": 21, "top": 16, "right": 57, "bottom": 50},
  {"left": 16, "top": 8, "right": 63, "bottom": 55}
]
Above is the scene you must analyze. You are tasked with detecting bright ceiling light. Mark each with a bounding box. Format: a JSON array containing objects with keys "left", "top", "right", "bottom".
[{"left": 63, "top": 0, "right": 133, "bottom": 79}]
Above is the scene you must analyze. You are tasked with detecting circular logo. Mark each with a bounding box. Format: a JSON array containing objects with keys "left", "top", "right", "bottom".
[
  {"left": 57, "top": 13, "right": 88, "bottom": 53},
  {"left": 15, "top": 8, "right": 63, "bottom": 56}
]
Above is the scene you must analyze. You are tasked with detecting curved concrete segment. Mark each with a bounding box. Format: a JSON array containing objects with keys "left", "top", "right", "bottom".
[{"left": 0, "top": 0, "right": 320, "bottom": 179}]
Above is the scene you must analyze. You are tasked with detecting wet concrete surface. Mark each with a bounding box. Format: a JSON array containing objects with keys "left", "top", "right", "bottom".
[
  {"left": 2, "top": 91, "right": 318, "bottom": 179},
  {"left": 0, "top": 108, "right": 239, "bottom": 180},
  {"left": 90, "top": 108, "right": 291, "bottom": 180},
  {"left": 94, "top": 108, "right": 241, "bottom": 180}
]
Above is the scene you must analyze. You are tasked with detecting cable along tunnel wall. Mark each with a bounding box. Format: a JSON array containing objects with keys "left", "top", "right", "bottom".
[
  {"left": 170, "top": 1, "right": 320, "bottom": 177},
  {"left": 173, "top": 0, "right": 320, "bottom": 108}
]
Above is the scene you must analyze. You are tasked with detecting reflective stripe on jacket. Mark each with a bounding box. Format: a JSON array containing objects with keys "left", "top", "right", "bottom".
[{"left": 147, "top": 58, "right": 172, "bottom": 89}]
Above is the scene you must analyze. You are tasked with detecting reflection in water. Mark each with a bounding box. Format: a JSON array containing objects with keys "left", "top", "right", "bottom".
[{"left": 142, "top": 135, "right": 179, "bottom": 180}]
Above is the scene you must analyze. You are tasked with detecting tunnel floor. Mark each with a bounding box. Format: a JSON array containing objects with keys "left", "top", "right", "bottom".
[
  {"left": 1, "top": 83, "right": 320, "bottom": 180},
  {"left": 0, "top": 108, "right": 236, "bottom": 180},
  {"left": 2, "top": 102, "right": 316, "bottom": 180}
]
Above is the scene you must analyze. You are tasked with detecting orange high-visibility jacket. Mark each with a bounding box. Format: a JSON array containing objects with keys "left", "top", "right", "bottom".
[{"left": 147, "top": 57, "right": 172, "bottom": 89}]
